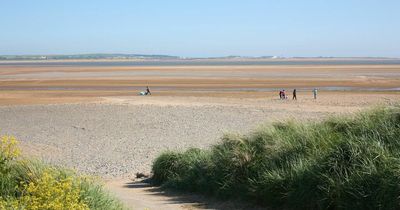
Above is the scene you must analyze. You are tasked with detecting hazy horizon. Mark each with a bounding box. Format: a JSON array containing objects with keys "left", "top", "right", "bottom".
[
  {"left": 1, "top": 53, "right": 400, "bottom": 59},
  {"left": 1, "top": 0, "right": 399, "bottom": 57}
]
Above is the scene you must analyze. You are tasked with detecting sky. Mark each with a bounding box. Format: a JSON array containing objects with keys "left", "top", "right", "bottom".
[{"left": 1, "top": 0, "right": 399, "bottom": 57}]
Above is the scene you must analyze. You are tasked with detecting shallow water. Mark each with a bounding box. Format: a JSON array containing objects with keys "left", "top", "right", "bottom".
[
  {"left": 1, "top": 86, "right": 398, "bottom": 92},
  {"left": 2, "top": 59, "right": 400, "bottom": 66}
]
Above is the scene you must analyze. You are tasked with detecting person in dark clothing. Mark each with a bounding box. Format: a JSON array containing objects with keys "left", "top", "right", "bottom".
[
  {"left": 145, "top": 86, "right": 151, "bottom": 95},
  {"left": 293, "top": 89, "right": 297, "bottom": 100}
]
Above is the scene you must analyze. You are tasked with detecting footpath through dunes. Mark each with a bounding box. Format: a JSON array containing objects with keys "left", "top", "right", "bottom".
[{"left": 105, "top": 179, "right": 265, "bottom": 210}]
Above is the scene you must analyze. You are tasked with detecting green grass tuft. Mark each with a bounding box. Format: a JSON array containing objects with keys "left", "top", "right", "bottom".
[{"left": 152, "top": 105, "right": 400, "bottom": 209}]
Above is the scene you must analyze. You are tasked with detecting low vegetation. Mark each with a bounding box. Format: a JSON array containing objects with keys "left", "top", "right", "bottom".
[
  {"left": 152, "top": 105, "right": 400, "bottom": 209},
  {"left": 0, "top": 135, "right": 124, "bottom": 210}
]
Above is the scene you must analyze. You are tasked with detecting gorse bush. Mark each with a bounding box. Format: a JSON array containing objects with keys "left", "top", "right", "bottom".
[
  {"left": 0, "top": 136, "right": 124, "bottom": 210},
  {"left": 1, "top": 171, "right": 89, "bottom": 210},
  {"left": 0, "top": 136, "right": 20, "bottom": 161},
  {"left": 152, "top": 105, "right": 400, "bottom": 209},
  {"left": 0, "top": 135, "right": 22, "bottom": 200}
]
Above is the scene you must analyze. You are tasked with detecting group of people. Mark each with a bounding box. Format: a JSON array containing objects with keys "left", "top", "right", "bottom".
[
  {"left": 279, "top": 89, "right": 289, "bottom": 99},
  {"left": 141, "top": 86, "right": 318, "bottom": 99},
  {"left": 279, "top": 89, "right": 297, "bottom": 100},
  {"left": 279, "top": 88, "right": 318, "bottom": 100}
]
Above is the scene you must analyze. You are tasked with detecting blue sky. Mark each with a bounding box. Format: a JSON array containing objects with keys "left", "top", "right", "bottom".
[{"left": 1, "top": 0, "right": 399, "bottom": 57}]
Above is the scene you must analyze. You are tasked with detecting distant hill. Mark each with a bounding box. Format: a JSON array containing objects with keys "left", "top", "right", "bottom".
[
  {"left": 0, "top": 53, "right": 180, "bottom": 60},
  {"left": 0, "top": 54, "right": 397, "bottom": 61}
]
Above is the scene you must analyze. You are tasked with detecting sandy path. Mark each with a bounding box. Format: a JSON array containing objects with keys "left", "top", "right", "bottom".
[
  {"left": 106, "top": 179, "right": 199, "bottom": 210},
  {"left": 105, "top": 179, "right": 264, "bottom": 210}
]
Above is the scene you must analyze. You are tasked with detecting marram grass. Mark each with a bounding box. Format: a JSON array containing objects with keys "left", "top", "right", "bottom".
[
  {"left": 152, "top": 105, "right": 400, "bottom": 209},
  {"left": 0, "top": 135, "right": 125, "bottom": 210}
]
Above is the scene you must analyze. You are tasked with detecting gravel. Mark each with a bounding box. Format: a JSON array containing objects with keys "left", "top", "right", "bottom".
[{"left": 0, "top": 102, "right": 324, "bottom": 178}]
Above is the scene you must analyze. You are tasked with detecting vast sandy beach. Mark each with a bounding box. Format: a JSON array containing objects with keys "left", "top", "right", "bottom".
[
  {"left": 2, "top": 0, "right": 399, "bottom": 208},
  {"left": 1, "top": 60, "right": 400, "bottom": 178},
  {"left": 1, "top": 59, "right": 400, "bottom": 105},
  {"left": 1, "top": 60, "right": 400, "bottom": 208}
]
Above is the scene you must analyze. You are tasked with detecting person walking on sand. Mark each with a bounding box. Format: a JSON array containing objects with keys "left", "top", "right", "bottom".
[
  {"left": 279, "top": 90, "right": 283, "bottom": 99},
  {"left": 313, "top": 88, "right": 317, "bottom": 99},
  {"left": 293, "top": 89, "right": 297, "bottom": 100}
]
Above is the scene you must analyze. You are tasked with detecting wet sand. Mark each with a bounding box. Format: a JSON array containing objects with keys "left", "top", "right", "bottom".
[{"left": 0, "top": 62, "right": 400, "bottom": 105}]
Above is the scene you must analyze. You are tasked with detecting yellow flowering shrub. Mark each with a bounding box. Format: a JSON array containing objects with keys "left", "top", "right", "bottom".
[
  {"left": 0, "top": 171, "right": 89, "bottom": 210},
  {"left": 21, "top": 171, "right": 89, "bottom": 210},
  {"left": 1, "top": 135, "right": 21, "bottom": 200},
  {"left": 0, "top": 136, "right": 123, "bottom": 210},
  {"left": 0, "top": 136, "right": 88, "bottom": 210},
  {"left": 0, "top": 198, "right": 20, "bottom": 210},
  {"left": 0, "top": 135, "right": 20, "bottom": 161}
]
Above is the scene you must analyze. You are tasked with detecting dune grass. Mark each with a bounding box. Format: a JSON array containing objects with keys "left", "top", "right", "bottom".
[
  {"left": 0, "top": 136, "right": 125, "bottom": 210},
  {"left": 152, "top": 105, "right": 400, "bottom": 209}
]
